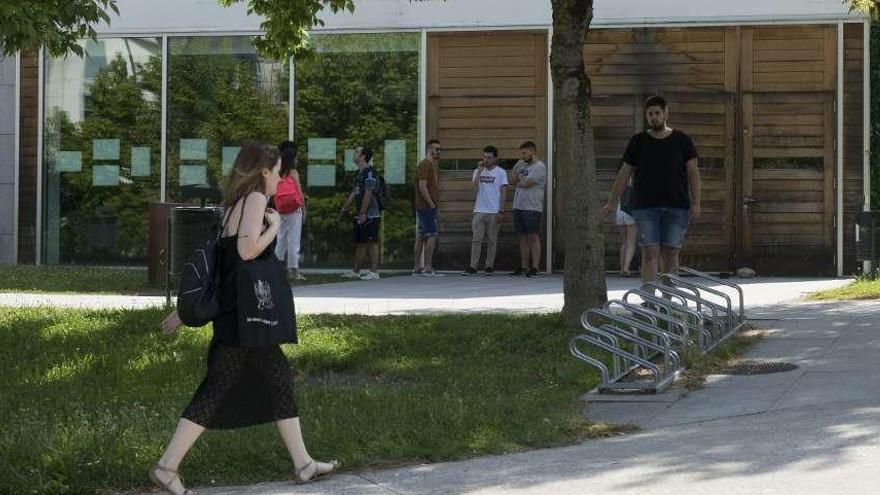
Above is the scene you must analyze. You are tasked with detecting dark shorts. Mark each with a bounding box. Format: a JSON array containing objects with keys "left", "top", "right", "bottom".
[
  {"left": 513, "top": 209, "right": 541, "bottom": 236},
  {"left": 416, "top": 208, "right": 439, "bottom": 237},
  {"left": 353, "top": 217, "right": 380, "bottom": 244},
  {"left": 631, "top": 207, "right": 690, "bottom": 248}
]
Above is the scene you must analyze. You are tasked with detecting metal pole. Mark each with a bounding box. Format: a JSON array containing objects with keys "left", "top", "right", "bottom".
[
  {"left": 160, "top": 35, "right": 168, "bottom": 203},
  {"left": 837, "top": 21, "right": 845, "bottom": 277}
]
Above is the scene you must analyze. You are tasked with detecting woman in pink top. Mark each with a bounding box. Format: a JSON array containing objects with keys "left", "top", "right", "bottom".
[{"left": 274, "top": 141, "right": 307, "bottom": 281}]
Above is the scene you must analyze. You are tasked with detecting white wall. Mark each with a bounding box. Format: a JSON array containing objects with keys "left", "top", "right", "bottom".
[{"left": 102, "top": 0, "right": 866, "bottom": 35}]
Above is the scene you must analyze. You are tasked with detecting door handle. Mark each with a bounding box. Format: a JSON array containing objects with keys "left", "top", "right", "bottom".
[{"left": 743, "top": 196, "right": 757, "bottom": 212}]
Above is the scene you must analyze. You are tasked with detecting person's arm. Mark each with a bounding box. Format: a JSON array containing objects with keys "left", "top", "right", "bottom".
[
  {"left": 237, "top": 192, "right": 279, "bottom": 260},
  {"left": 498, "top": 177, "right": 508, "bottom": 216},
  {"left": 472, "top": 166, "right": 481, "bottom": 193},
  {"left": 516, "top": 163, "right": 546, "bottom": 189},
  {"left": 602, "top": 163, "right": 634, "bottom": 216},
  {"left": 419, "top": 179, "right": 436, "bottom": 209},
  {"left": 358, "top": 190, "right": 373, "bottom": 224},
  {"left": 686, "top": 157, "right": 702, "bottom": 221},
  {"left": 340, "top": 191, "right": 355, "bottom": 216},
  {"left": 292, "top": 170, "right": 306, "bottom": 221}
]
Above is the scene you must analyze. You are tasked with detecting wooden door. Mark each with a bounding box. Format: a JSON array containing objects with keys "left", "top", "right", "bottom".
[
  {"left": 585, "top": 27, "right": 738, "bottom": 272},
  {"left": 427, "top": 31, "right": 548, "bottom": 269},
  {"left": 738, "top": 26, "right": 837, "bottom": 275}
]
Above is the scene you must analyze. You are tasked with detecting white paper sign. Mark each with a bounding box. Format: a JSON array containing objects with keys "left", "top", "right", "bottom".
[
  {"left": 180, "top": 165, "right": 207, "bottom": 186},
  {"left": 222, "top": 146, "right": 240, "bottom": 175},
  {"left": 308, "top": 138, "right": 337, "bottom": 161},
  {"left": 180, "top": 139, "right": 208, "bottom": 161},
  {"left": 57, "top": 151, "right": 83, "bottom": 172},
  {"left": 93, "top": 165, "right": 120, "bottom": 186},
  {"left": 384, "top": 139, "right": 407, "bottom": 185},
  {"left": 131, "top": 147, "right": 151, "bottom": 177},
  {"left": 307, "top": 164, "right": 336, "bottom": 187},
  {"left": 93, "top": 139, "right": 120, "bottom": 160},
  {"left": 344, "top": 149, "right": 357, "bottom": 171}
]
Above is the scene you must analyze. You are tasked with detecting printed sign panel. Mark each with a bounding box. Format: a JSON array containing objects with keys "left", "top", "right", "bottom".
[
  {"left": 131, "top": 147, "right": 151, "bottom": 177},
  {"left": 307, "top": 164, "right": 336, "bottom": 187},
  {"left": 93, "top": 165, "right": 120, "bottom": 187},
  {"left": 180, "top": 139, "right": 208, "bottom": 161},
  {"left": 180, "top": 165, "right": 208, "bottom": 186},
  {"left": 93, "top": 139, "right": 120, "bottom": 160},
  {"left": 57, "top": 151, "right": 83, "bottom": 172},
  {"left": 222, "top": 146, "right": 240, "bottom": 175},
  {"left": 308, "top": 138, "right": 337, "bottom": 161},
  {"left": 384, "top": 139, "right": 407, "bottom": 184}
]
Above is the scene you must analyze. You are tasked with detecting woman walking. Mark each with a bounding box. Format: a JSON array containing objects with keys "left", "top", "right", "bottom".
[
  {"left": 616, "top": 182, "right": 638, "bottom": 277},
  {"left": 152, "top": 142, "right": 339, "bottom": 495},
  {"left": 274, "top": 141, "right": 306, "bottom": 281}
]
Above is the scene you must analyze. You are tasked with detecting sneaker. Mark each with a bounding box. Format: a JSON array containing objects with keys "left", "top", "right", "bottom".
[
  {"left": 526, "top": 268, "right": 540, "bottom": 278},
  {"left": 462, "top": 267, "right": 478, "bottom": 276},
  {"left": 510, "top": 268, "right": 526, "bottom": 276},
  {"left": 360, "top": 271, "right": 380, "bottom": 281},
  {"left": 411, "top": 268, "right": 424, "bottom": 277},
  {"left": 422, "top": 270, "right": 444, "bottom": 277},
  {"left": 484, "top": 267, "right": 494, "bottom": 275},
  {"left": 340, "top": 271, "right": 360, "bottom": 279}
]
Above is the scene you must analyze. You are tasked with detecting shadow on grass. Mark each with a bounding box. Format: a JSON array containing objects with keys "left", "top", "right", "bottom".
[{"left": 0, "top": 308, "right": 600, "bottom": 494}]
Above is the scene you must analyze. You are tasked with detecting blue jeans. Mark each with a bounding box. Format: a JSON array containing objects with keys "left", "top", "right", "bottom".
[
  {"left": 631, "top": 207, "right": 690, "bottom": 248},
  {"left": 416, "top": 208, "right": 438, "bottom": 237}
]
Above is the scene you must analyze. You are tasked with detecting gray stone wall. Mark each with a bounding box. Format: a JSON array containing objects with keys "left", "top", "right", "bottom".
[{"left": 0, "top": 54, "right": 16, "bottom": 264}]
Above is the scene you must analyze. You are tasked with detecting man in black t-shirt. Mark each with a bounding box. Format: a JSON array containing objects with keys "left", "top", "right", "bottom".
[{"left": 602, "top": 95, "right": 702, "bottom": 283}]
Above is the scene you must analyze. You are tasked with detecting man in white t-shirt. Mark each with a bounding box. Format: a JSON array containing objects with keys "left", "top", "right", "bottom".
[{"left": 463, "top": 145, "right": 508, "bottom": 275}]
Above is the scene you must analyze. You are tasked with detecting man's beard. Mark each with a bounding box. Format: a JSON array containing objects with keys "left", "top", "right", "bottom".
[{"left": 649, "top": 122, "right": 666, "bottom": 131}]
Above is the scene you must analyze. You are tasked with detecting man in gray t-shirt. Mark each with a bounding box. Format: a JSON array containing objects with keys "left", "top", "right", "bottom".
[{"left": 510, "top": 141, "right": 547, "bottom": 277}]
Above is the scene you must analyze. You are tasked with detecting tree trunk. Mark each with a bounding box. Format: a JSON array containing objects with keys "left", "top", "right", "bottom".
[{"left": 550, "top": 0, "right": 607, "bottom": 326}]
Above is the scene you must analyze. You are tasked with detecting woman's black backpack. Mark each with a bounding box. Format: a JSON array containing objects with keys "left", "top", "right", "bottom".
[{"left": 176, "top": 230, "right": 222, "bottom": 327}]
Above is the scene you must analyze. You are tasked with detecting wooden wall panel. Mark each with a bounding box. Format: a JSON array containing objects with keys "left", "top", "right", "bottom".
[
  {"left": 740, "top": 25, "right": 838, "bottom": 275},
  {"left": 18, "top": 50, "right": 38, "bottom": 264},
  {"left": 586, "top": 27, "right": 736, "bottom": 272},
  {"left": 843, "top": 23, "right": 866, "bottom": 273},
  {"left": 427, "top": 31, "right": 547, "bottom": 269}
]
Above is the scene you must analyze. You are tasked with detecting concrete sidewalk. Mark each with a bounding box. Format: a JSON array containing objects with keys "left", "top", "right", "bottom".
[
  {"left": 195, "top": 300, "right": 880, "bottom": 494},
  {"left": 0, "top": 275, "right": 851, "bottom": 314}
]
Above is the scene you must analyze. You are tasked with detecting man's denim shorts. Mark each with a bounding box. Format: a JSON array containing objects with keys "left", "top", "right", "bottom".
[
  {"left": 416, "top": 208, "right": 439, "bottom": 237},
  {"left": 631, "top": 207, "right": 690, "bottom": 248}
]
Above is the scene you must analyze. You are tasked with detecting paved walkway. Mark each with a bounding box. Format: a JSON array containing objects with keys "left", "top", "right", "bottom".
[
  {"left": 0, "top": 275, "right": 851, "bottom": 314},
  {"left": 198, "top": 300, "right": 880, "bottom": 494}
]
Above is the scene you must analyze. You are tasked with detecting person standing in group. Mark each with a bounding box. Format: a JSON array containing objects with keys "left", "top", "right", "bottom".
[
  {"left": 603, "top": 94, "right": 701, "bottom": 283},
  {"left": 463, "top": 145, "right": 508, "bottom": 276},
  {"left": 412, "top": 139, "right": 443, "bottom": 277},
  {"left": 339, "top": 145, "right": 382, "bottom": 281},
  {"left": 615, "top": 180, "right": 638, "bottom": 278},
  {"left": 151, "top": 142, "right": 340, "bottom": 495},
  {"left": 274, "top": 141, "right": 307, "bottom": 281},
  {"left": 510, "top": 141, "right": 547, "bottom": 277}
]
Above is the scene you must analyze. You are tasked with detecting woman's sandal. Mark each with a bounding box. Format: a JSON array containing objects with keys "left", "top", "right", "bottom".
[
  {"left": 149, "top": 463, "right": 196, "bottom": 495},
  {"left": 293, "top": 459, "right": 342, "bottom": 484}
]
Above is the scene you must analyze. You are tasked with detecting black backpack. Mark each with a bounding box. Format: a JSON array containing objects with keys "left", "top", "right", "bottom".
[
  {"left": 375, "top": 171, "right": 390, "bottom": 211},
  {"left": 176, "top": 211, "right": 231, "bottom": 327},
  {"left": 360, "top": 167, "right": 390, "bottom": 211}
]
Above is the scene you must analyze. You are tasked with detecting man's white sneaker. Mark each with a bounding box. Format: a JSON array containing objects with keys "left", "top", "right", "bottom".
[{"left": 360, "top": 271, "right": 381, "bottom": 281}]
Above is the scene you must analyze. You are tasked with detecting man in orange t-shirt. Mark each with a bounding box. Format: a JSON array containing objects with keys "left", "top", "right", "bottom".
[{"left": 412, "top": 139, "right": 442, "bottom": 276}]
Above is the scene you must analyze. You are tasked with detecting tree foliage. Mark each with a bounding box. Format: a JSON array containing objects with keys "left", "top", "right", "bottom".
[
  {"left": 0, "top": 0, "right": 118, "bottom": 57},
  {"left": 217, "top": 0, "right": 354, "bottom": 60},
  {"left": 849, "top": 0, "right": 880, "bottom": 18}
]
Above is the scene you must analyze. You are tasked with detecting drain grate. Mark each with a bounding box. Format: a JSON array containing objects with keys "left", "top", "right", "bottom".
[{"left": 719, "top": 360, "right": 799, "bottom": 375}]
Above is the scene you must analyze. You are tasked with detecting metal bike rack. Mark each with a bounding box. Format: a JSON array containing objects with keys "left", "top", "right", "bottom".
[{"left": 570, "top": 267, "right": 747, "bottom": 394}]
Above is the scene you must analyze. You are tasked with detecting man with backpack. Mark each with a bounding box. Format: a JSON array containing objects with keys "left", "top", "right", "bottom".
[{"left": 339, "top": 145, "right": 382, "bottom": 280}]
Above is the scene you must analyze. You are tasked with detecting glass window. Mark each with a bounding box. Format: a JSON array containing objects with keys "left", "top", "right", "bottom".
[
  {"left": 43, "top": 37, "right": 162, "bottom": 264},
  {"left": 166, "top": 36, "right": 289, "bottom": 202},
  {"left": 294, "top": 33, "right": 421, "bottom": 268}
]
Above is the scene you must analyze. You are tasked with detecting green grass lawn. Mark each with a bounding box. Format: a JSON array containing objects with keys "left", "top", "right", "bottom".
[
  {"left": 0, "top": 265, "right": 398, "bottom": 295},
  {"left": 0, "top": 308, "right": 604, "bottom": 494},
  {"left": 808, "top": 278, "right": 880, "bottom": 301}
]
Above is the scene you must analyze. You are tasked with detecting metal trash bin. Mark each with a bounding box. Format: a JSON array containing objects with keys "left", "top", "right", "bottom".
[
  {"left": 166, "top": 206, "right": 225, "bottom": 300},
  {"left": 855, "top": 211, "right": 880, "bottom": 274}
]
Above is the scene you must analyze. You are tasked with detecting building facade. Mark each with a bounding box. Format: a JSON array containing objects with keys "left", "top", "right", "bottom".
[{"left": 5, "top": 0, "right": 872, "bottom": 275}]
